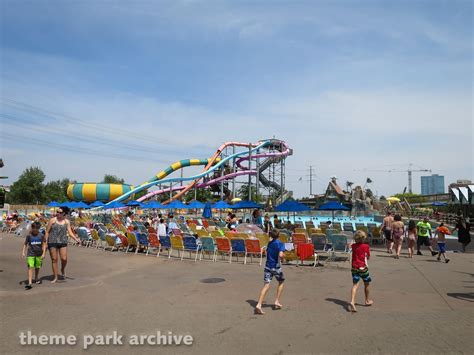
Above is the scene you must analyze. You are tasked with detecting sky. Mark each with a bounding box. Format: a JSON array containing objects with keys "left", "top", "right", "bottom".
[{"left": 0, "top": 0, "right": 472, "bottom": 199}]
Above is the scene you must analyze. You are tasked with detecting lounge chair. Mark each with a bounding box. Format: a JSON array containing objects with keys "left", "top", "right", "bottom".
[
  {"left": 230, "top": 238, "right": 246, "bottom": 263},
  {"left": 369, "top": 227, "right": 383, "bottom": 245},
  {"left": 147, "top": 233, "right": 161, "bottom": 257},
  {"left": 310, "top": 233, "right": 330, "bottom": 266},
  {"left": 77, "top": 228, "right": 92, "bottom": 247},
  {"left": 327, "top": 234, "right": 350, "bottom": 262},
  {"left": 182, "top": 236, "right": 201, "bottom": 262},
  {"left": 125, "top": 232, "right": 138, "bottom": 253},
  {"left": 199, "top": 237, "right": 217, "bottom": 261},
  {"left": 158, "top": 235, "right": 171, "bottom": 256},
  {"left": 169, "top": 236, "right": 184, "bottom": 259},
  {"left": 105, "top": 234, "right": 119, "bottom": 252},
  {"left": 215, "top": 237, "right": 232, "bottom": 262},
  {"left": 244, "top": 239, "right": 264, "bottom": 265}
]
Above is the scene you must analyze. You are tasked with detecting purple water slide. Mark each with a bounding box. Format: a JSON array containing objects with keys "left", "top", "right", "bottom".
[{"left": 137, "top": 170, "right": 257, "bottom": 201}]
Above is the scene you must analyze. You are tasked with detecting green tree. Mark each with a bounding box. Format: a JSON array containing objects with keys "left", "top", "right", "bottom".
[
  {"left": 44, "top": 180, "right": 66, "bottom": 202},
  {"left": 7, "top": 167, "right": 46, "bottom": 204},
  {"left": 237, "top": 184, "right": 264, "bottom": 203},
  {"left": 184, "top": 188, "right": 213, "bottom": 202},
  {"left": 102, "top": 174, "right": 125, "bottom": 184}
]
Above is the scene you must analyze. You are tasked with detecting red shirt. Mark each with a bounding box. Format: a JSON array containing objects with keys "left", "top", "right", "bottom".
[{"left": 351, "top": 243, "right": 370, "bottom": 269}]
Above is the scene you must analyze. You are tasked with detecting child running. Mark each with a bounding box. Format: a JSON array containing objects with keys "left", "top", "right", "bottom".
[
  {"left": 255, "top": 229, "right": 285, "bottom": 315},
  {"left": 22, "top": 221, "right": 47, "bottom": 290},
  {"left": 349, "top": 230, "right": 373, "bottom": 312},
  {"left": 434, "top": 223, "right": 451, "bottom": 263}
]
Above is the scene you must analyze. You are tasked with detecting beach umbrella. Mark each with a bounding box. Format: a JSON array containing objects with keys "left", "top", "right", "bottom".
[
  {"left": 202, "top": 202, "right": 212, "bottom": 219},
  {"left": 47, "top": 201, "right": 61, "bottom": 207},
  {"left": 142, "top": 201, "right": 161, "bottom": 209},
  {"left": 274, "top": 200, "right": 311, "bottom": 212},
  {"left": 231, "top": 197, "right": 242, "bottom": 203},
  {"left": 187, "top": 200, "right": 205, "bottom": 209},
  {"left": 105, "top": 201, "right": 126, "bottom": 209},
  {"left": 318, "top": 201, "right": 350, "bottom": 222},
  {"left": 126, "top": 200, "right": 144, "bottom": 207},
  {"left": 231, "top": 200, "right": 262, "bottom": 209},
  {"left": 164, "top": 200, "right": 188, "bottom": 209},
  {"left": 212, "top": 200, "right": 231, "bottom": 209},
  {"left": 60, "top": 201, "right": 76, "bottom": 208},
  {"left": 274, "top": 200, "right": 312, "bottom": 221},
  {"left": 75, "top": 201, "right": 90, "bottom": 209},
  {"left": 89, "top": 201, "right": 105, "bottom": 208}
]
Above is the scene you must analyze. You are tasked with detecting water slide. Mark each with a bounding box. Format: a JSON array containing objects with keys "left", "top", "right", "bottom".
[
  {"left": 138, "top": 139, "right": 291, "bottom": 202},
  {"left": 103, "top": 141, "right": 268, "bottom": 207},
  {"left": 137, "top": 170, "right": 257, "bottom": 201},
  {"left": 102, "top": 139, "right": 291, "bottom": 208},
  {"left": 235, "top": 139, "right": 291, "bottom": 198}
]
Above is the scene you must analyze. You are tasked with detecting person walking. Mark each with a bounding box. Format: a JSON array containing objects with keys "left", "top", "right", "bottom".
[
  {"left": 380, "top": 211, "right": 394, "bottom": 254},
  {"left": 45, "top": 207, "right": 81, "bottom": 283},
  {"left": 391, "top": 214, "right": 405, "bottom": 259},
  {"left": 453, "top": 218, "right": 471, "bottom": 252},
  {"left": 416, "top": 217, "right": 437, "bottom": 256}
]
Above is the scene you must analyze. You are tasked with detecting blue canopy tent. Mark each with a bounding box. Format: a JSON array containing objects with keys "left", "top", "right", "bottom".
[
  {"left": 164, "top": 200, "right": 188, "bottom": 210},
  {"left": 59, "top": 201, "right": 76, "bottom": 209},
  {"left": 231, "top": 200, "right": 262, "bottom": 209},
  {"left": 75, "top": 201, "right": 90, "bottom": 209},
  {"left": 318, "top": 201, "right": 350, "bottom": 222},
  {"left": 432, "top": 201, "right": 448, "bottom": 207},
  {"left": 275, "top": 200, "right": 311, "bottom": 212},
  {"left": 89, "top": 201, "right": 105, "bottom": 208},
  {"left": 187, "top": 200, "right": 205, "bottom": 209},
  {"left": 142, "top": 201, "right": 163, "bottom": 209},
  {"left": 105, "top": 201, "right": 126, "bottom": 209},
  {"left": 274, "top": 200, "right": 312, "bottom": 221},
  {"left": 47, "top": 201, "right": 61, "bottom": 207},
  {"left": 126, "top": 200, "right": 145, "bottom": 208},
  {"left": 202, "top": 202, "right": 213, "bottom": 219},
  {"left": 212, "top": 200, "right": 231, "bottom": 209}
]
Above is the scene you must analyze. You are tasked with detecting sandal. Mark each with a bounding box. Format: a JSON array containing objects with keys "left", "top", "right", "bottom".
[{"left": 34, "top": 280, "right": 42, "bottom": 284}]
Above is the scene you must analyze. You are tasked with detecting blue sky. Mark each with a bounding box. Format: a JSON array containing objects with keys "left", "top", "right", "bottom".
[{"left": 1, "top": 0, "right": 472, "bottom": 198}]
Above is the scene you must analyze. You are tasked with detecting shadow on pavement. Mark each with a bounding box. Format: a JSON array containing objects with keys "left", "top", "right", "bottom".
[
  {"left": 325, "top": 298, "right": 351, "bottom": 312},
  {"left": 446, "top": 293, "right": 474, "bottom": 302}
]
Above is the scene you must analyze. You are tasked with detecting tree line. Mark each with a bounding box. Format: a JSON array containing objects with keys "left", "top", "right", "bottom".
[{"left": 6, "top": 167, "right": 128, "bottom": 204}]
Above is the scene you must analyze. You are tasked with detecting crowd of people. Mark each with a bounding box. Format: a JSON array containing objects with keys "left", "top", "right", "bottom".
[
  {"left": 380, "top": 211, "right": 471, "bottom": 261},
  {"left": 14, "top": 206, "right": 473, "bottom": 317}
]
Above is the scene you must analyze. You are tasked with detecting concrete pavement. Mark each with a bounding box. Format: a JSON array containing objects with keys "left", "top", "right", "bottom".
[{"left": 1, "top": 232, "right": 473, "bottom": 354}]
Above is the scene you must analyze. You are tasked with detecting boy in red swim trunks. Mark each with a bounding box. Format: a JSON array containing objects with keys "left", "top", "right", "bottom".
[
  {"left": 434, "top": 223, "right": 451, "bottom": 263},
  {"left": 349, "top": 230, "right": 373, "bottom": 312}
]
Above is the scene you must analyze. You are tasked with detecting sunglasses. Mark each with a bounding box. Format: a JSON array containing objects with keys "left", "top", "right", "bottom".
[{"left": 56, "top": 211, "right": 64, "bottom": 215}]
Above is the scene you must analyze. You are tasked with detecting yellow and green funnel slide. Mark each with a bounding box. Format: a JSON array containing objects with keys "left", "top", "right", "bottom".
[{"left": 67, "top": 157, "right": 220, "bottom": 202}]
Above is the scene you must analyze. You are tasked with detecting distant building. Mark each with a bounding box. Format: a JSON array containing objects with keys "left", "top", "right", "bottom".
[
  {"left": 449, "top": 180, "right": 473, "bottom": 205},
  {"left": 421, "top": 174, "right": 445, "bottom": 195},
  {"left": 324, "top": 177, "right": 349, "bottom": 202}
]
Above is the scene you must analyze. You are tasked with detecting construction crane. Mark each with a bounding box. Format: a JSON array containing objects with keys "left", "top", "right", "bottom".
[{"left": 356, "top": 164, "right": 431, "bottom": 194}]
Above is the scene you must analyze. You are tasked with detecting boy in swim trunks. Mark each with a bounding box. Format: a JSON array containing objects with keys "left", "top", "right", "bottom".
[
  {"left": 434, "top": 223, "right": 451, "bottom": 263},
  {"left": 22, "top": 222, "right": 46, "bottom": 290},
  {"left": 349, "top": 230, "right": 373, "bottom": 312},
  {"left": 255, "top": 229, "right": 285, "bottom": 315}
]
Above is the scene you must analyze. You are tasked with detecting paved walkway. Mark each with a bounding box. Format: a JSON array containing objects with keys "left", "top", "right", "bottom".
[{"left": 1, "top": 233, "right": 473, "bottom": 354}]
